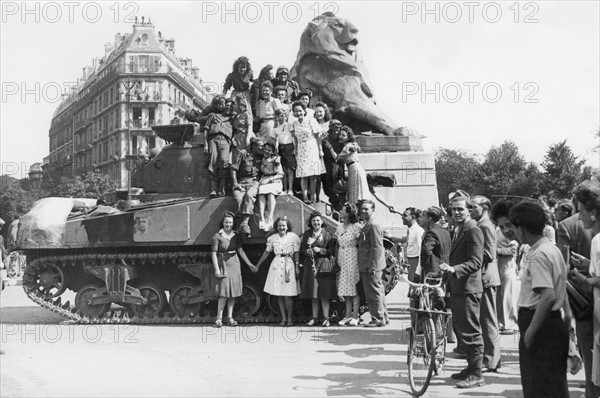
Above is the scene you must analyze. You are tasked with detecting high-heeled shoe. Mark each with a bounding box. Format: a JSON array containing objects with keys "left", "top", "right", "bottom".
[
  {"left": 306, "top": 317, "right": 317, "bottom": 326},
  {"left": 322, "top": 318, "right": 330, "bottom": 327}
]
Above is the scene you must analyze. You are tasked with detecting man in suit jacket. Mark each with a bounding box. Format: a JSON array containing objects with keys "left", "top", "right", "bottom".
[
  {"left": 440, "top": 196, "right": 485, "bottom": 388},
  {"left": 471, "top": 196, "right": 502, "bottom": 372},
  {"left": 420, "top": 206, "right": 451, "bottom": 279},
  {"left": 558, "top": 210, "right": 595, "bottom": 397},
  {"left": 357, "top": 199, "right": 387, "bottom": 327}
]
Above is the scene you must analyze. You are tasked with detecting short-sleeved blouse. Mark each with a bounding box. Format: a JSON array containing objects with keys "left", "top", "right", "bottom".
[{"left": 212, "top": 230, "right": 243, "bottom": 253}]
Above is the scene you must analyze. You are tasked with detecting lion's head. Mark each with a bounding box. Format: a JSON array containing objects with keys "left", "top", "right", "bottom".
[{"left": 290, "top": 13, "right": 370, "bottom": 85}]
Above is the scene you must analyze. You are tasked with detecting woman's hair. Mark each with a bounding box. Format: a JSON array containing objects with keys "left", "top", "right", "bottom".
[
  {"left": 307, "top": 211, "right": 324, "bottom": 229},
  {"left": 291, "top": 100, "right": 307, "bottom": 113},
  {"left": 260, "top": 80, "right": 273, "bottom": 92},
  {"left": 343, "top": 203, "right": 359, "bottom": 223},
  {"left": 340, "top": 125, "right": 355, "bottom": 142},
  {"left": 232, "top": 56, "right": 252, "bottom": 75},
  {"left": 574, "top": 180, "right": 600, "bottom": 214},
  {"left": 234, "top": 94, "right": 247, "bottom": 109},
  {"left": 314, "top": 102, "right": 331, "bottom": 122},
  {"left": 274, "top": 108, "right": 286, "bottom": 116},
  {"left": 211, "top": 94, "right": 227, "bottom": 108},
  {"left": 263, "top": 140, "right": 276, "bottom": 152},
  {"left": 274, "top": 215, "right": 293, "bottom": 232},
  {"left": 298, "top": 90, "right": 312, "bottom": 100},
  {"left": 220, "top": 211, "right": 236, "bottom": 228},
  {"left": 257, "top": 64, "right": 273, "bottom": 80}
]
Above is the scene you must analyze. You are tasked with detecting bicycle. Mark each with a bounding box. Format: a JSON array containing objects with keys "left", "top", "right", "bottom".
[{"left": 401, "top": 269, "right": 451, "bottom": 396}]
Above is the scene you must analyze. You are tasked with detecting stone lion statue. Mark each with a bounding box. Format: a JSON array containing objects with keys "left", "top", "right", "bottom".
[{"left": 290, "top": 12, "right": 411, "bottom": 136}]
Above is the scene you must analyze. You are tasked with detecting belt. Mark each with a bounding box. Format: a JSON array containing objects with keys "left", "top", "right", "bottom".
[
  {"left": 346, "top": 161, "right": 355, "bottom": 166},
  {"left": 218, "top": 251, "right": 237, "bottom": 255},
  {"left": 518, "top": 307, "right": 561, "bottom": 314},
  {"left": 277, "top": 253, "right": 293, "bottom": 258}
]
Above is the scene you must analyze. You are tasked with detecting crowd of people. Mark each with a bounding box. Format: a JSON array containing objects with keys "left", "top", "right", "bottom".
[
  {"left": 389, "top": 184, "right": 600, "bottom": 396},
  {"left": 209, "top": 200, "right": 389, "bottom": 329},
  {"left": 172, "top": 56, "right": 382, "bottom": 230}
]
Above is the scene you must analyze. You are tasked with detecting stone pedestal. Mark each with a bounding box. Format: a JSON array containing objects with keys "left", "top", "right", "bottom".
[
  {"left": 358, "top": 150, "right": 439, "bottom": 234},
  {"left": 356, "top": 134, "right": 423, "bottom": 153}
]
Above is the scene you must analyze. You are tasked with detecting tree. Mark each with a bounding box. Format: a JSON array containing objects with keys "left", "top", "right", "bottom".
[
  {"left": 0, "top": 177, "right": 45, "bottom": 224},
  {"left": 480, "top": 140, "right": 531, "bottom": 198},
  {"left": 44, "top": 170, "right": 117, "bottom": 199},
  {"left": 434, "top": 148, "right": 483, "bottom": 205},
  {"left": 541, "top": 140, "right": 586, "bottom": 199}
]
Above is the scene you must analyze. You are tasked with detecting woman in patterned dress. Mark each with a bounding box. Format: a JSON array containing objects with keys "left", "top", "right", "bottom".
[
  {"left": 211, "top": 212, "right": 256, "bottom": 327},
  {"left": 231, "top": 94, "right": 255, "bottom": 156},
  {"left": 255, "top": 216, "right": 301, "bottom": 326},
  {"left": 337, "top": 126, "right": 370, "bottom": 207},
  {"left": 299, "top": 211, "right": 337, "bottom": 327},
  {"left": 335, "top": 203, "right": 364, "bottom": 326},
  {"left": 290, "top": 101, "right": 325, "bottom": 204}
]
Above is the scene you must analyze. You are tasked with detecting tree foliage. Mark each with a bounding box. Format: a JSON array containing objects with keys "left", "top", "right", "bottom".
[
  {"left": 434, "top": 148, "right": 483, "bottom": 205},
  {"left": 43, "top": 170, "right": 117, "bottom": 199},
  {"left": 541, "top": 140, "right": 586, "bottom": 198}
]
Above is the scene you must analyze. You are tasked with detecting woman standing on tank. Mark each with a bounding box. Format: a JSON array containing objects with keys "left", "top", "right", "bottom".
[
  {"left": 299, "top": 211, "right": 337, "bottom": 327},
  {"left": 254, "top": 216, "right": 301, "bottom": 326},
  {"left": 211, "top": 212, "right": 256, "bottom": 327}
]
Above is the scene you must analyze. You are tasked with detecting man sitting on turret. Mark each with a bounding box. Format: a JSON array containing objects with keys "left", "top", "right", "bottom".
[{"left": 231, "top": 137, "right": 264, "bottom": 236}]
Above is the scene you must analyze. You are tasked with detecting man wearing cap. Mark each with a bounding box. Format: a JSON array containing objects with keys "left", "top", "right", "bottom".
[
  {"left": 272, "top": 66, "right": 299, "bottom": 103},
  {"left": 321, "top": 120, "right": 345, "bottom": 210},
  {"left": 231, "top": 137, "right": 264, "bottom": 236}
]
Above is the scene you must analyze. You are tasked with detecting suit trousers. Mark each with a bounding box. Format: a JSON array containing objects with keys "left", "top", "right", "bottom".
[
  {"left": 407, "top": 257, "right": 420, "bottom": 325},
  {"left": 518, "top": 308, "right": 569, "bottom": 398},
  {"left": 481, "top": 286, "right": 501, "bottom": 368},
  {"left": 451, "top": 293, "right": 484, "bottom": 377},
  {"left": 359, "top": 270, "right": 386, "bottom": 322},
  {"left": 575, "top": 318, "right": 596, "bottom": 396}
]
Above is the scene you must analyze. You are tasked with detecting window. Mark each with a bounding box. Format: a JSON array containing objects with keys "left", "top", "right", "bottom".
[
  {"left": 148, "top": 108, "right": 155, "bottom": 125},
  {"left": 133, "top": 108, "right": 142, "bottom": 128}
]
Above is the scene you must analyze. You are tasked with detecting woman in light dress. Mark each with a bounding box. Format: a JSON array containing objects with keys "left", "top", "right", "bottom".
[
  {"left": 255, "top": 216, "right": 301, "bottom": 326},
  {"left": 337, "top": 126, "right": 370, "bottom": 207},
  {"left": 290, "top": 101, "right": 325, "bottom": 204},
  {"left": 257, "top": 141, "right": 284, "bottom": 231},
  {"left": 255, "top": 80, "right": 282, "bottom": 140},
  {"left": 568, "top": 180, "right": 600, "bottom": 394},
  {"left": 335, "top": 203, "right": 363, "bottom": 326}
]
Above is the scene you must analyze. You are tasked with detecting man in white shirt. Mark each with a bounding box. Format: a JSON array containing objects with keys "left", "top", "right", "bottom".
[{"left": 400, "top": 207, "right": 425, "bottom": 282}]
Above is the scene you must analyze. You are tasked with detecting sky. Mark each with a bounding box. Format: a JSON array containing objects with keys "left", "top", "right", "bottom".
[{"left": 1, "top": 0, "right": 599, "bottom": 180}]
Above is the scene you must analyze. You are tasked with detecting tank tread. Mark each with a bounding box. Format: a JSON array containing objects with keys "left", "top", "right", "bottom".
[{"left": 22, "top": 251, "right": 275, "bottom": 325}]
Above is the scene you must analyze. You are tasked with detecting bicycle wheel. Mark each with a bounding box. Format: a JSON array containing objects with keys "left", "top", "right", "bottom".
[{"left": 408, "top": 315, "right": 437, "bottom": 396}]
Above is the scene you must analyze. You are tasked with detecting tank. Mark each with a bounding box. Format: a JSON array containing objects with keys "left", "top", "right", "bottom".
[{"left": 17, "top": 125, "right": 401, "bottom": 324}]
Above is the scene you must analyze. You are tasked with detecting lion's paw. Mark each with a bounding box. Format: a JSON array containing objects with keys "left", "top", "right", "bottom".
[{"left": 393, "top": 126, "right": 421, "bottom": 137}]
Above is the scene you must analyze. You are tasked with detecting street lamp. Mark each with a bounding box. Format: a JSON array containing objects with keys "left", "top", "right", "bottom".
[{"left": 121, "top": 60, "right": 136, "bottom": 200}]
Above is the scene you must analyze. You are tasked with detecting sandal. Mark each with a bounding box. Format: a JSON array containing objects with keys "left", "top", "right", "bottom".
[
  {"left": 227, "top": 317, "right": 238, "bottom": 327},
  {"left": 306, "top": 317, "right": 317, "bottom": 326},
  {"left": 279, "top": 320, "right": 287, "bottom": 327},
  {"left": 322, "top": 318, "right": 330, "bottom": 328},
  {"left": 214, "top": 319, "right": 222, "bottom": 328},
  {"left": 286, "top": 320, "right": 294, "bottom": 327}
]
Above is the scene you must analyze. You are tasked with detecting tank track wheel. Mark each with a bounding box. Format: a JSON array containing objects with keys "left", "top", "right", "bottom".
[
  {"left": 32, "top": 261, "right": 67, "bottom": 298},
  {"left": 235, "top": 283, "right": 261, "bottom": 319},
  {"left": 75, "top": 285, "right": 109, "bottom": 319},
  {"left": 131, "top": 283, "right": 168, "bottom": 318},
  {"left": 169, "top": 284, "right": 203, "bottom": 318}
]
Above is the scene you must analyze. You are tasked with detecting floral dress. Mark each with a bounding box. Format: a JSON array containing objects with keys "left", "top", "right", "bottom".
[
  {"left": 263, "top": 233, "right": 301, "bottom": 296},
  {"left": 338, "top": 142, "right": 370, "bottom": 206},
  {"left": 335, "top": 222, "right": 363, "bottom": 296},
  {"left": 292, "top": 117, "right": 325, "bottom": 177}
]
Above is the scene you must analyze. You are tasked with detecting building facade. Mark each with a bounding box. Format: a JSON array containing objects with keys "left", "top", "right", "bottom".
[{"left": 44, "top": 18, "right": 208, "bottom": 189}]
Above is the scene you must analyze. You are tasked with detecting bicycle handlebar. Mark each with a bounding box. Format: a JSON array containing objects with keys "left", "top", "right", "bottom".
[{"left": 400, "top": 273, "right": 444, "bottom": 289}]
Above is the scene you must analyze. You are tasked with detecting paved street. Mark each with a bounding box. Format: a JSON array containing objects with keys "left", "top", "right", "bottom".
[{"left": 0, "top": 281, "right": 586, "bottom": 398}]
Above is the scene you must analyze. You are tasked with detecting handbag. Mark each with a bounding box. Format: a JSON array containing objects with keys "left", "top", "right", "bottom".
[
  {"left": 316, "top": 256, "right": 341, "bottom": 276},
  {"left": 566, "top": 280, "right": 594, "bottom": 321}
]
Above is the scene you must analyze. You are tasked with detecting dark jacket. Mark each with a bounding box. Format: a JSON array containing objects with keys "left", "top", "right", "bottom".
[
  {"left": 357, "top": 219, "right": 386, "bottom": 272},
  {"left": 478, "top": 214, "right": 500, "bottom": 288},
  {"left": 448, "top": 219, "right": 484, "bottom": 295},
  {"left": 420, "top": 224, "right": 451, "bottom": 279},
  {"left": 299, "top": 228, "right": 336, "bottom": 272}
]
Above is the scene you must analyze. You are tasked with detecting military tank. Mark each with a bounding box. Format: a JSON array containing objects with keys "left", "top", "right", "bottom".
[{"left": 18, "top": 124, "right": 401, "bottom": 324}]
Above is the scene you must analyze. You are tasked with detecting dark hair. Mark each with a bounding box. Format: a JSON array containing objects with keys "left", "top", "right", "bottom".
[
  {"left": 232, "top": 56, "right": 252, "bottom": 76},
  {"left": 298, "top": 90, "right": 312, "bottom": 99},
  {"left": 274, "top": 85, "right": 287, "bottom": 95},
  {"left": 508, "top": 202, "right": 546, "bottom": 236},
  {"left": 404, "top": 207, "right": 420, "bottom": 218},
  {"left": 556, "top": 201, "right": 574, "bottom": 217},
  {"left": 547, "top": 198, "right": 558, "bottom": 207},
  {"left": 220, "top": 211, "right": 236, "bottom": 228},
  {"left": 339, "top": 126, "right": 355, "bottom": 143},
  {"left": 260, "top": 80, "right": 273, "bottom": 92},
  {"left": 490, "top": 199, "right": 517, "bottom": 223},
  {"left": 314, "top": 102, "right": 331, "bottom": 122},
  {"left": 343, "top": 203, "right": 359, "bottom": 223},
  {"left": 574, "top": 180, "right": 600, "bottom": 214},
  {"left": 263, "top": 140, "right": 276, "bottom": 152},
  {"left": 258, "top": 64, "right": 273, "bottom": 80},
  {"left": 358, "top": 199, "right": 375, "bottom": 211},
  {"left": 291, "top": 100, "right": 306, "bottom": 113},
  {"left": 307, "top": 211, "right": 324, "bottom": 229},
  {"left": 274, "top": 215, "right": 293, "bottom": 232},
  {"left": 471, "top": 195, "right": 492, "bottom": 211},
  {"left": 424, "top": 206, "right": 443, "bottom": 223},
  {"left": 211, "top": 94, "right": 227, "bottom": 107}
]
